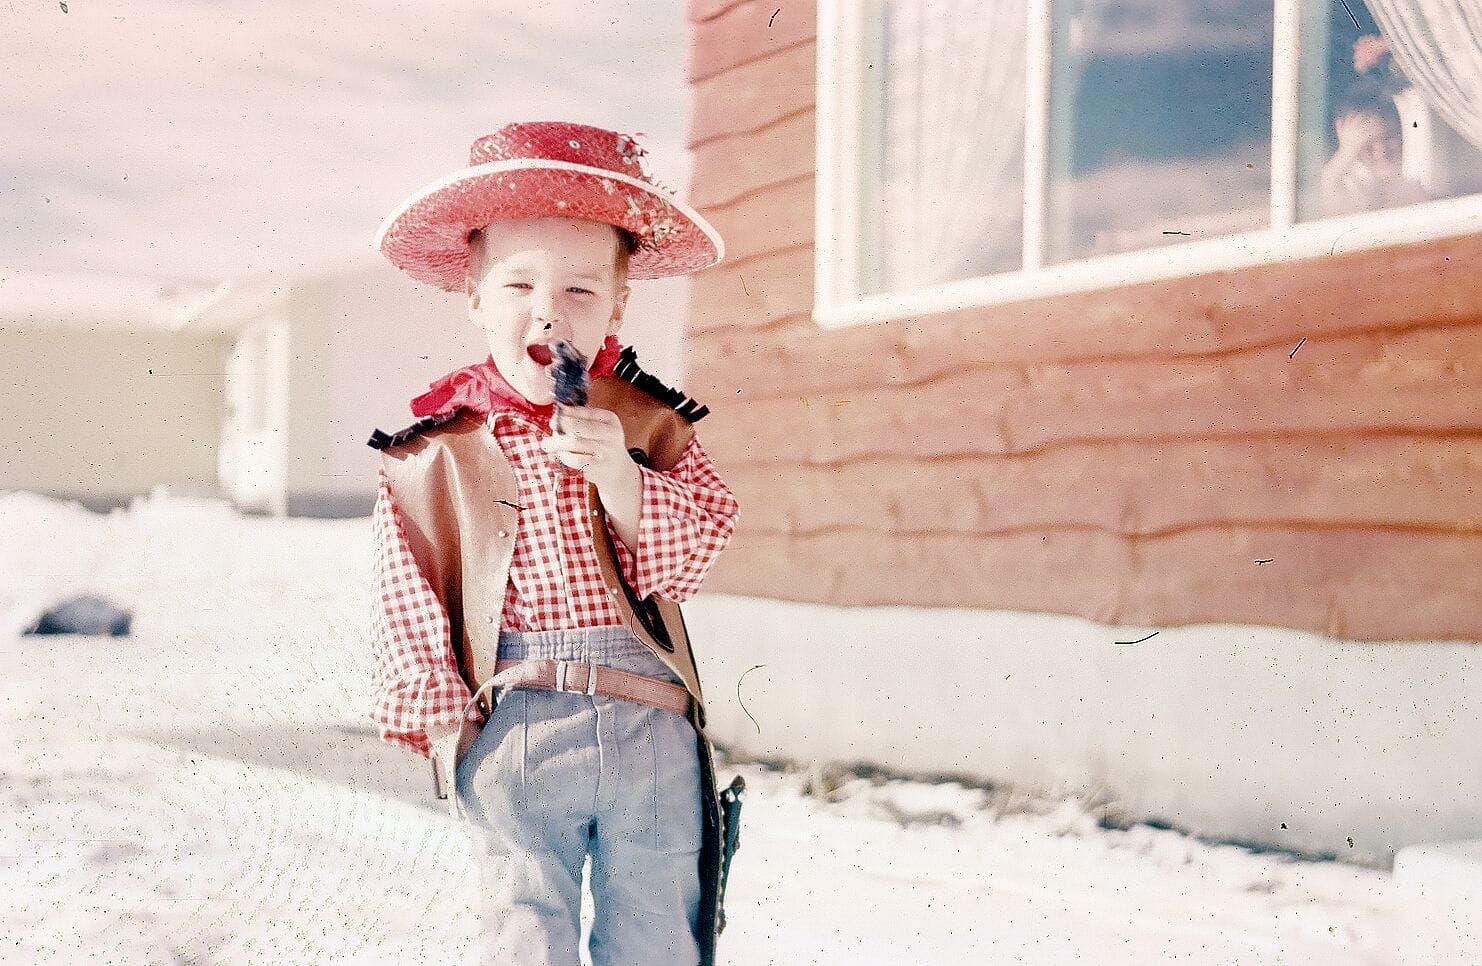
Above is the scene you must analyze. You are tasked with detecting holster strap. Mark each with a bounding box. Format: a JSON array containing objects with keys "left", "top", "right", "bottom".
[{"left": 475, "top": 658, "right": 692, "bottom": 718}]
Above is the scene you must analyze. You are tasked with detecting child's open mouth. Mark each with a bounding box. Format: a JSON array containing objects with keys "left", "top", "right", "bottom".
[{"left": 526, "top": 343, "right": 554, "bottom": 367}]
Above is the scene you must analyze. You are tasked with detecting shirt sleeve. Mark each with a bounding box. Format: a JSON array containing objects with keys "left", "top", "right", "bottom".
[
  {"left": 610, "top": 433, "right": 739, "bottom": 602},
  {"left": 368, "top": 466, "right": 476, "bottom": 758}
]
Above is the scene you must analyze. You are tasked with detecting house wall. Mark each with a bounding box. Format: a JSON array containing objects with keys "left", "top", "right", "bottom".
[
  {"left": 219, "top": 316, "right": 290, "bottom": 515},
  {"left": 274, "top": 270, "right": 478, "bottom": 517},
  {"left": 682, "top": 0, "right": 1482, "bottom": 858},
  {"left": 687, "top": 594, "right": 1482, "bottom": 865},
  {"left": 0, "top": 325, "right": 223, "bottom": 506},
  {"left": 684, "top": 0, "right": 1482, "bottom": 642}
]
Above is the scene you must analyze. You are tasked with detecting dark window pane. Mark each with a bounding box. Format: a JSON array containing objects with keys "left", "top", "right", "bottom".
[{"left": 1047, "top": 0, "right": 1273, "bottom": 261}]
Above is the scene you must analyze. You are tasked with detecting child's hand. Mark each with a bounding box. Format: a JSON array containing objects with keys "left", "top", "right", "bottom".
[
  {"left": 542, "top": 405, "right": 643, "bottom": 548},
  {"left": 542, "top": 406, "right": 637, "bottom": 493},
  {"left": 1334, "top": 111, "right": 1388, "bottom": 156}
]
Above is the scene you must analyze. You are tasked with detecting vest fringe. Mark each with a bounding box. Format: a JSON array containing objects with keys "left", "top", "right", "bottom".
[
  {"left": 367, "top": 411, "right": 461, "bottom": 450},
  {"left": 614, "top": 346, "right": 710, "bottom": 423}
]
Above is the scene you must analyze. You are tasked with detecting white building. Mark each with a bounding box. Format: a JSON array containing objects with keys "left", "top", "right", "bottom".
[
  {"left": 3, "top": 261, "right": 685, "bottom": 516},
  {"left": 1, "top": 272, "right": 222, "bottom": 510}
]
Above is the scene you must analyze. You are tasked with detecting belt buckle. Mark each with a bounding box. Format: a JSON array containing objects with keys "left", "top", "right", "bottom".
[{"left": 553, "top": 660, "right": 599, "bottom": 696}]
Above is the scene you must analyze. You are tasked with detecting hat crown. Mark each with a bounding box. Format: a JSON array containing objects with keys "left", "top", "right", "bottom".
[
  {"left": 469, "top": 122, "right": 648, "bottom": 181},
  {"left": 378, "top": 120, "right": 723, "bottom": 289}
]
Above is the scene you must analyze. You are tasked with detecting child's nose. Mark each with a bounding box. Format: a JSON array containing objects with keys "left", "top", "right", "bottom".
[{"left": 532, "top": 293, "right": 563, "bottom": 327}]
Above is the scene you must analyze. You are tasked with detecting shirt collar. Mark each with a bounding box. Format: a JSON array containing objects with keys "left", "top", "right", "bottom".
[{"left": 408, "top": 335, "right": 624, "bottom": 424}]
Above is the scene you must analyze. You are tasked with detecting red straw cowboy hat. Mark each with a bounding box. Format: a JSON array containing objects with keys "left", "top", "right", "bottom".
[{"left": 376, "top": 121, "right": 724, "bottom": 290}]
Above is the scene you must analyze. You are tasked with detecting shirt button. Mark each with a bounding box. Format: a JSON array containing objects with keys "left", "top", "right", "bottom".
[
  {"left": 486, "top": 615, "right": 495, "bottom": 623},
  {"left": 497, "top": 530, "right": 508, "bottom": 538}
]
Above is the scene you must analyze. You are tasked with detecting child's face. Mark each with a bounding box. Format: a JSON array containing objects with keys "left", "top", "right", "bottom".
[{"left": 466, "top": 216, "right": 629, "bottom": 405}]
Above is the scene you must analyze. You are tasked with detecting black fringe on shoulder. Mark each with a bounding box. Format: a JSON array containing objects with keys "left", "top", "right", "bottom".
[
  {"left": 367, "top": 411, "right": 461, "bottom": 450},
  {"left": 613, "top": 346, "right": 710, "bottom": 423}
]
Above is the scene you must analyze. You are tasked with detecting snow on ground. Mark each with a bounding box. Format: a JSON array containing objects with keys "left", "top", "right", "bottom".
[{"left": 0, "top": 491, "right": 1434, "bottom": 964}]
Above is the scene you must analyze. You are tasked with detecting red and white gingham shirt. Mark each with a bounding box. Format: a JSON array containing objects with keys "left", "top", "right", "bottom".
[{"left": 368, "top": 409, "right": 738, "bottom": 756}]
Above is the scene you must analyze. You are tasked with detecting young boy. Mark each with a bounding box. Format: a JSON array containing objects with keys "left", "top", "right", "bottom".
[{"left": 366, "top": 122, "right": 741, "bottom": 966}]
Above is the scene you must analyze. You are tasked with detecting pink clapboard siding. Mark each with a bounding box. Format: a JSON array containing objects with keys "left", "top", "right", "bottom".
[{"left": 683, "top": 0, "right": 1482, "bottom": 641}]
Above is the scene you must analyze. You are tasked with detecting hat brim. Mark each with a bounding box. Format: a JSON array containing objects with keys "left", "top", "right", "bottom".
[{"left": 376, "top": 159, "right": 725, "bottom": 290}]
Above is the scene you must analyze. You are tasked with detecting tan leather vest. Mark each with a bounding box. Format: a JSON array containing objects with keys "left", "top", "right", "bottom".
[{"left": 376, "top": 374, "right": 709, "bottom": 725}]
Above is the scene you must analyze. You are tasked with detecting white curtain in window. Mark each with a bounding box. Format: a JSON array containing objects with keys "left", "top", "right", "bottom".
[
  {"left": 1366, "top": 0, "right": 1482, "bottom": 152},
  {"left": 879, "top": 0, "right": 1027, "bottom": 289}
]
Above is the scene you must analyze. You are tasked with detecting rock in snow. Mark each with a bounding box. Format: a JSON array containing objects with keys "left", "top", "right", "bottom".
[{"left": 26, "top": 593, "right": 132, "bottom": 636}]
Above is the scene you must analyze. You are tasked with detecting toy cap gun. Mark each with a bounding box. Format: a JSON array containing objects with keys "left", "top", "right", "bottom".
[{"left": 551, "top": 340, "right": 588, "bottom": 433}]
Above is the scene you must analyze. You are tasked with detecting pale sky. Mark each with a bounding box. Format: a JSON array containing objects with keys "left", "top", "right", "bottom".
[{"left": 0, "top": 0, "right": 689, "bottom": 285}]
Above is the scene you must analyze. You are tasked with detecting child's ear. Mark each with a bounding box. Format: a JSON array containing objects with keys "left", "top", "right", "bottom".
[
  {"left": 606, "top": 284, "right": 630, "bottom": 336},
  {"left": 465, "top": 276, "right": 480, "bottom": 312}
]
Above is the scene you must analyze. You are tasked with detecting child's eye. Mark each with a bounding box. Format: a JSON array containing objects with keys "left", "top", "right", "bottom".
[
  {"left": 504, "top": 282, "right": 532, "bottom": 291},
  {"left": 567, "top": 286, "right": 595, "bottom": 296}
]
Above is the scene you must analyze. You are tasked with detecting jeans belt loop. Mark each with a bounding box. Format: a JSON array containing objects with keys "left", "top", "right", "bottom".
[{"left": 553, "top": 659, "right": 599, "bottom": 696}]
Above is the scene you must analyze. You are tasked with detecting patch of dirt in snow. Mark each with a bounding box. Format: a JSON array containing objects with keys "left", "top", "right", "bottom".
[{"left": 716, "top": 756, "right": 1412, "bottom": 964}]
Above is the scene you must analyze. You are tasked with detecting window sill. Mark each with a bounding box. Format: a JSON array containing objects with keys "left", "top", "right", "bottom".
[{"left": 814, "top": 194, "right": 1482, "bottom": 329}]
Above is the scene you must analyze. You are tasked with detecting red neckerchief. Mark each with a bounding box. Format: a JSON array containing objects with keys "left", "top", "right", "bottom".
[{"left": 410, "top": 335, "right": 623, "bottom": 422}]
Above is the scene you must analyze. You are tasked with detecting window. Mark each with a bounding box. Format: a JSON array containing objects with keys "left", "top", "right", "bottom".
[
  {"left": 1295, "top": 1, "right": 1482, "bottom": 221},
  {"left": 859, "top": 2, "right": 1027, "bottom": 294},
  {"left": 816, "top": 0, "right": 1482, "bottom": 327},
  {"left": 1046, "top": 0, "right": 1272, "bottom": 262}
]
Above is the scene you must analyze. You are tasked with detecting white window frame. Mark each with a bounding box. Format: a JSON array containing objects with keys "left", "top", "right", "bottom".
[{"left": 815, "top": 0, "right": 1482, "bottom": 329}]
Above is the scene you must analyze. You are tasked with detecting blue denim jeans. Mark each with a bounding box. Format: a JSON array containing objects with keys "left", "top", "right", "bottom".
[{"left": 455, "top": 625, "right": 703, "bottom": 966}]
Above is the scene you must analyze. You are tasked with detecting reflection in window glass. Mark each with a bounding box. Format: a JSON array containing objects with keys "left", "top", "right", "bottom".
[
  {"left": 1046, "top": 0, "right": 1273, "bottom": 262},
  {"left": 1297, "top": 0, "right": 1482, "bottom": 221},
  {"left": 860, "top": 0, "right": 1026, "bottom": 296}
]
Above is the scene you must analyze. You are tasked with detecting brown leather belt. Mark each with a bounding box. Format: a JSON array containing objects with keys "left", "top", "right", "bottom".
[{"left": 476, "top": 658, "right": 691, "bottom": 718}]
